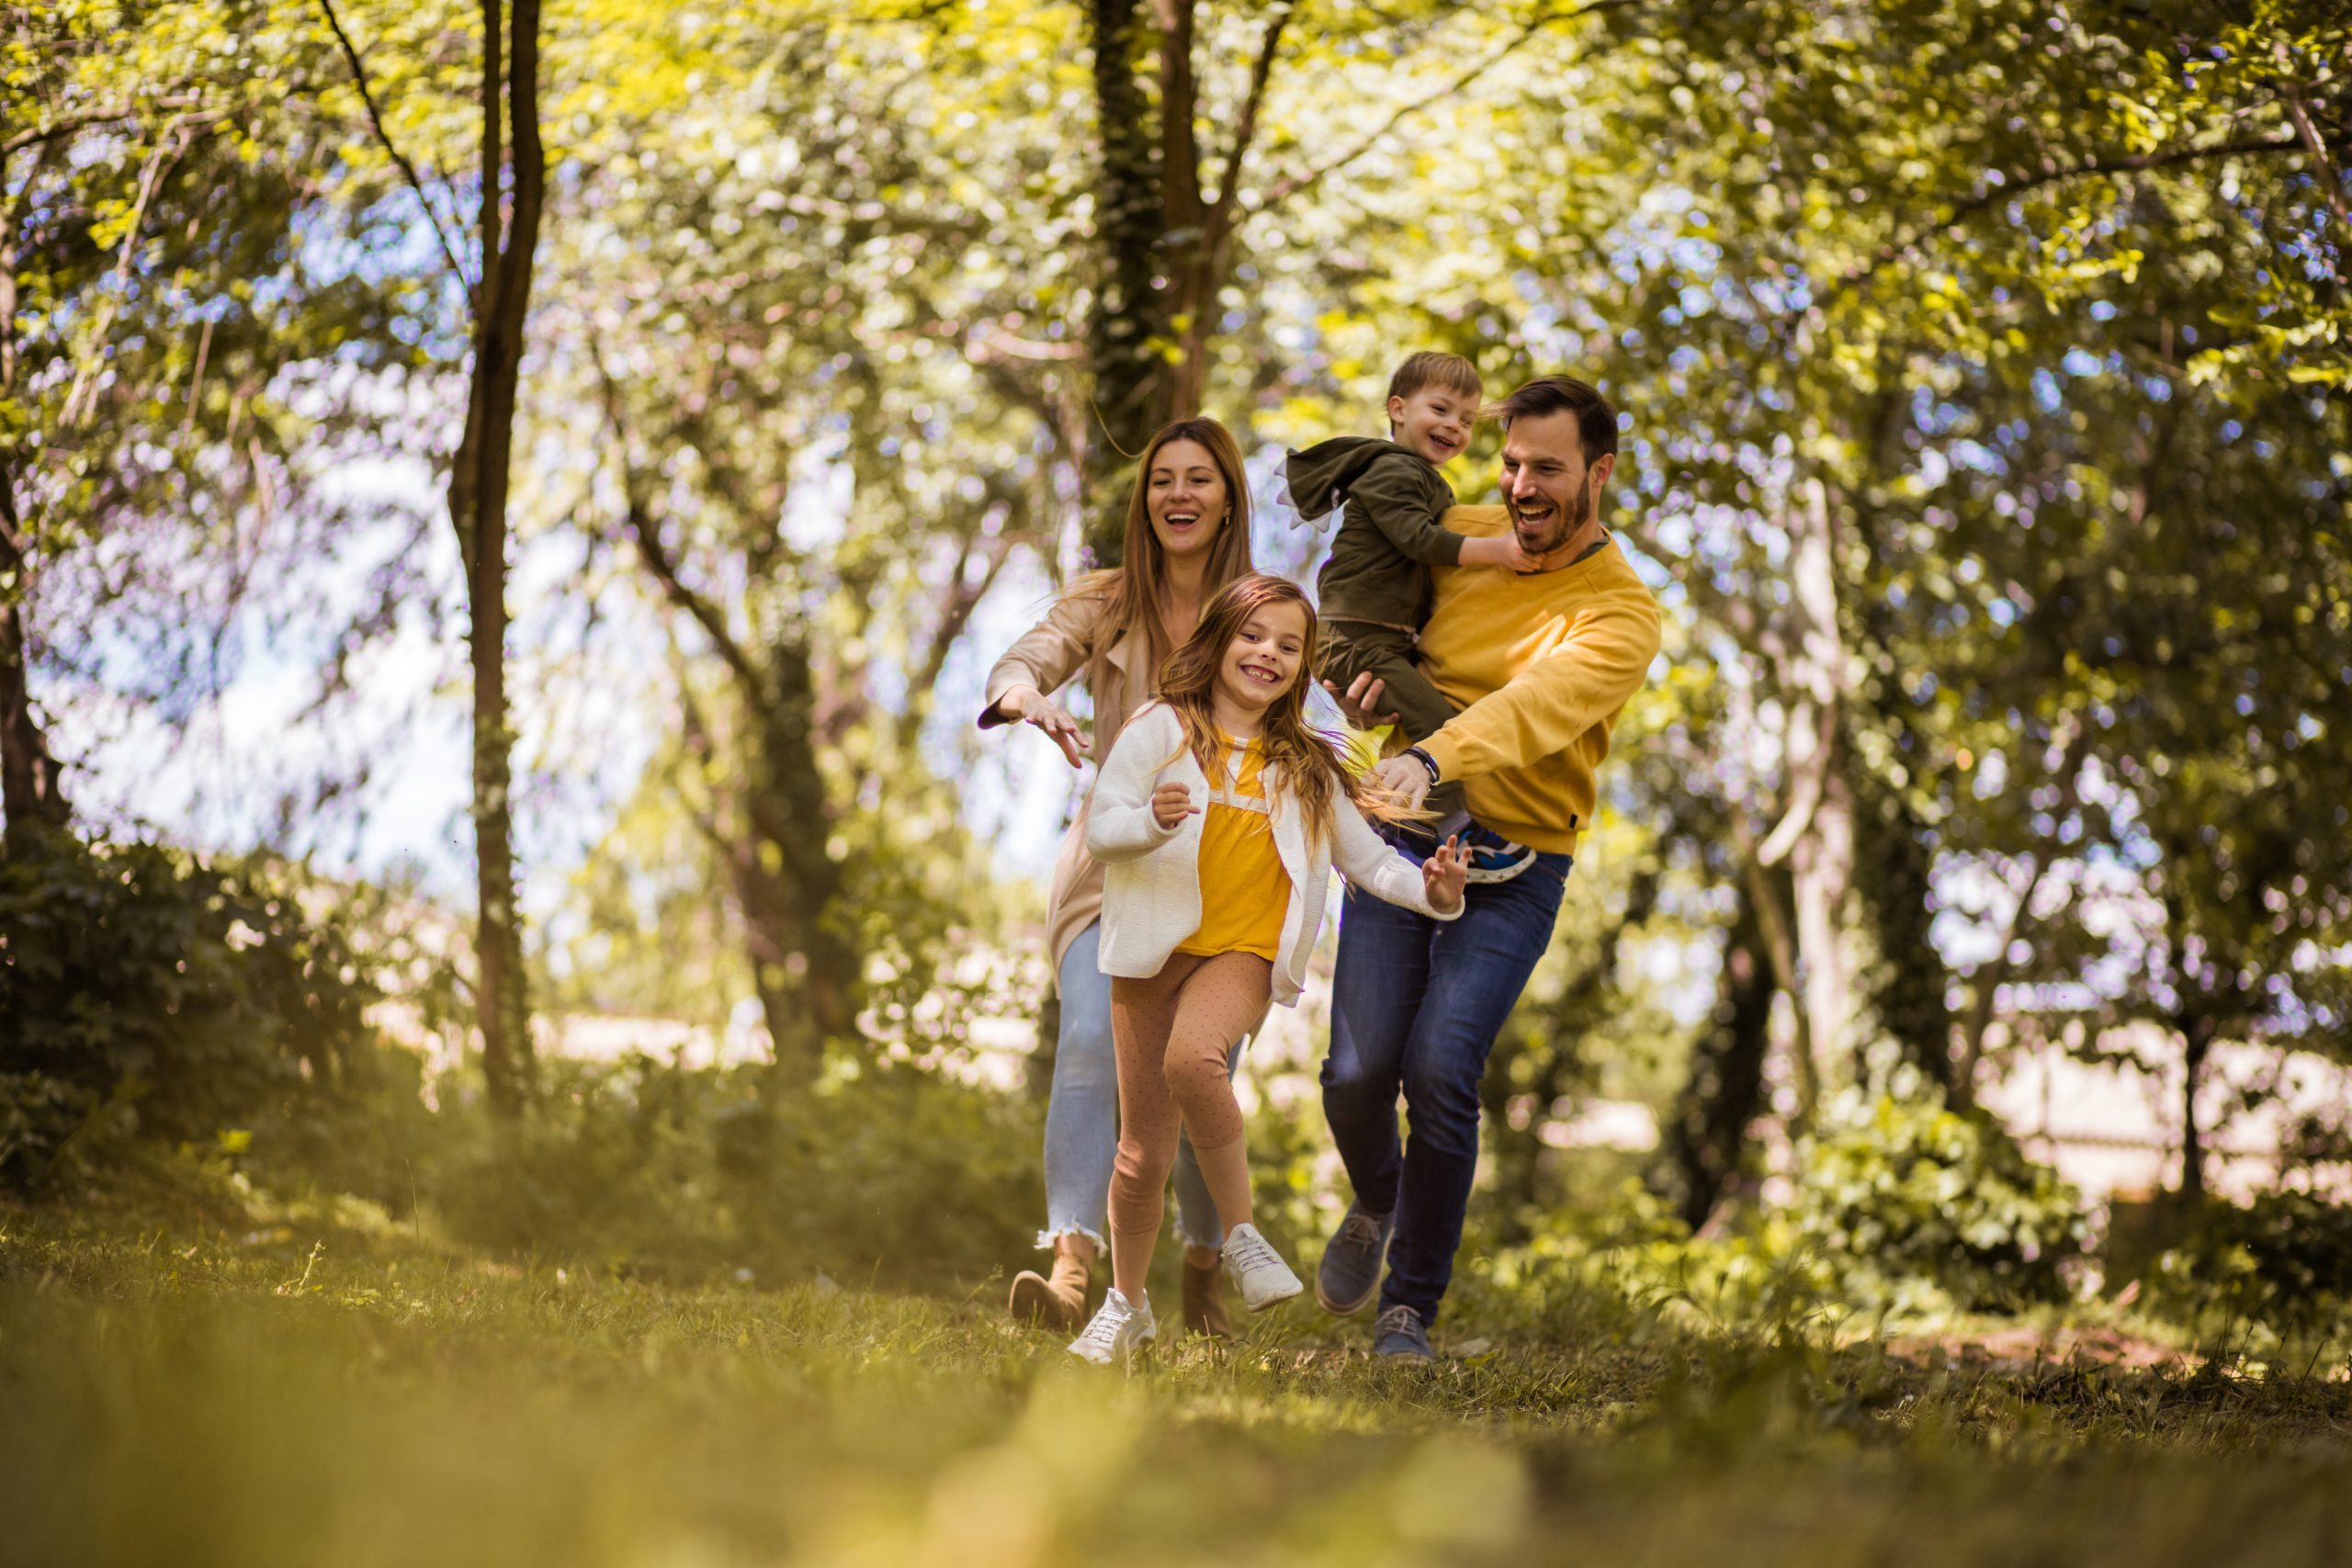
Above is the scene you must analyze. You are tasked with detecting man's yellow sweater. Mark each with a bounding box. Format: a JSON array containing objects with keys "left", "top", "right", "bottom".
[{"left": 1415, "top": 505, "right": 1663, "bottom": 855}]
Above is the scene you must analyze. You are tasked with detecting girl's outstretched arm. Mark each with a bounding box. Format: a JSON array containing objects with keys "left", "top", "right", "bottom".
[
  {"left": 1085, "top": 706, "right": 1192, "bottom": 863},
  {"left": 1329, "top": 798, "right": 1464, "bottom": 920}
]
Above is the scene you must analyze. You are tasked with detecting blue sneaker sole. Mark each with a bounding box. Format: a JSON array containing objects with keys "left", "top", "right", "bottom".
[
  {"left": 1316, "top": 1274, "right": 1379, "bottom": 1317},
  {"left": 1315, "top": 1228, "right": 1392, "bottom": 1316}
]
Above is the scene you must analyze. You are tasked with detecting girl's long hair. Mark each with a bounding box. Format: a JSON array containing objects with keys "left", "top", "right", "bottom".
[
  {"left": 1063, "top": 418, "right": 1256, "bottom": 705},
  {"left": 1154, "top": 574, "right": 1404, "bottom": 851}
]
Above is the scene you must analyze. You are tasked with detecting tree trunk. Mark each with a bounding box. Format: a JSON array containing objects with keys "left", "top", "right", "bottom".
[
  {"left": 2178, "top": 1012, "right": 2214, "bottom": 1204},
  {"left": 1082, "top": 0, "right": 1170, "bottom": 564},
  {"left": 1668, "top": 878, "right": 1778, "bottom": 1230},
  {"left": 1768, "top": 478, "right": 1859, "bottom": 1104},
  {"left": 0, "top": 179, "right": 70, "bottom": 854},
  {"left": 1848, "top": 752, "right": 1952, "bottom": 1096},
  {"left": 449, "top": 0, "right": 547, "bottom": 1117},
  {"left": 0, "top": 490, "right": 70, "bottom": 853},
  {"left": 1789, "top": 754, "right": 1855, "bottom": 1102},
  {"left": 736, "top": 635, "right": 861, "bottom": 1080}
]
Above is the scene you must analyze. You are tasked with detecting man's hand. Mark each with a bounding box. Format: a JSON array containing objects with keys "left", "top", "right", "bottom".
[
  {"left": 997, "top": 683, "right": 1088, "bottom": 768},
  {"left": 1368, "top": 753, "right": 1431, "bottom": 812},
  {"left": 1321, "top": 671, "right": 1401, "bottom": 728},
  {"left": 1423, "top": 836, "right": 1467, "bottom": 913},
  {"left": 1150, "top": 781, "right": 1200, "bottom": 830}
]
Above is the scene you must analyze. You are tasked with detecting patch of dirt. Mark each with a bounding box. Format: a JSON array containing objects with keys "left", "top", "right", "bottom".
[{"left": 1886, "top": 1325, "right": 2190, "bottom": 1373}]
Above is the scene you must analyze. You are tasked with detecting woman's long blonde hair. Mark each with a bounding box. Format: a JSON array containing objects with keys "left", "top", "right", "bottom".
[
  {"left": 1065, "top": 417, "right": 1256, "bottom": 705},
  {"left": 1154, "top": 574, "right": 1402, "bottom": 851}
]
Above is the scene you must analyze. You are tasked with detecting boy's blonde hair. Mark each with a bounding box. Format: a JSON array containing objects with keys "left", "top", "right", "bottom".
[{"left": 1387, "top": 351, "right": 1483, "bottom": 405}]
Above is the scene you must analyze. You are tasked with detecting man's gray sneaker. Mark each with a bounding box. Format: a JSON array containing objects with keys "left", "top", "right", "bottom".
[
  {"left": 1315, "top": 1201, "right": 1395, "bottom": 1317},
  {"left": 1373, "top": 1304, "right": 1433, "bottom": 1360}
]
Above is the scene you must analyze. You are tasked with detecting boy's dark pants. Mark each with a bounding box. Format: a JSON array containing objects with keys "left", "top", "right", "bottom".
[{"left": 1317, "top": 618, "right": 1464, "bottom": 822}]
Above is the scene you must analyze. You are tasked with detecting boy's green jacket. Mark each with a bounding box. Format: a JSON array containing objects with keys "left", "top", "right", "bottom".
[{"left": 1286, "top": 436, "right": 1461, "bottom": 628}]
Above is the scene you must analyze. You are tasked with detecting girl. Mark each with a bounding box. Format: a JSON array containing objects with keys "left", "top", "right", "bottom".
[
  {"left": 983, "top": 418, "right": 1258, "bottom": 1338},
  {"left": 1069, "top": 574, "right": 1468, "bottom": 1363}
]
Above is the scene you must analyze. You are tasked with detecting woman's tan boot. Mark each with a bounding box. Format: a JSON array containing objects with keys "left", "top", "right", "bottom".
[
  {"left": 1009, "top": 1235, "right": 1094, "bottom": 1332},
  {"left": 1182, "top": 1245, "right": 1233, "bottom": 1338}
]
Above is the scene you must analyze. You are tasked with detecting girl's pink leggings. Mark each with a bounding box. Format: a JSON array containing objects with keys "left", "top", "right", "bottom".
[{"left": 1105, "top": 951, "right": 1271, "bottom": 1292}]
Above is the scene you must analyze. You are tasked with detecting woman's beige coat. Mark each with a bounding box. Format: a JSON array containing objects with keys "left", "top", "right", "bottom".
[{"left": 980, "top": 588, "right": 1150, "bottom": 980}]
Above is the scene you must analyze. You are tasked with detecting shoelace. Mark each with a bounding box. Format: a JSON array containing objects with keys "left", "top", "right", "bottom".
[
  {"left": 1376, "top": 1305, "right": 1421, "bottom": 1339},
  {"left": 1226, "top": 1231, "right": 1281, "bottom": 1273},
  {"left": 1337, "top": 1213, "right": 1382, "bottom": 1247},
  {"left": 1075, "top": 1302, "right": 1129, "bottom": 1351}
]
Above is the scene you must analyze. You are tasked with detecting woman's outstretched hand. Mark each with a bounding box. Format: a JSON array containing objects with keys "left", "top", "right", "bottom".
[
  {"left": 997, "top": 683, "right": 1089, "bottom": 768},
  {"left": 1151, "top": 782, "right": 1201, "bottom": 830},
  {"left": 1423, "top": 836, "right": 1467, "bottom": 913}
]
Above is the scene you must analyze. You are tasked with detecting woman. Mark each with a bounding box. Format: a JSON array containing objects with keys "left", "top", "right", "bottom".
[{"left": 980, "top": 417, "right": 1257, "bottom": 1337}]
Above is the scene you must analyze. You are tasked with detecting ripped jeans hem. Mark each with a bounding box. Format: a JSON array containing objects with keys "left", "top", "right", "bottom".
[{"left": 1035, "top": 1224, "right": 1108, "bottom": 1252}]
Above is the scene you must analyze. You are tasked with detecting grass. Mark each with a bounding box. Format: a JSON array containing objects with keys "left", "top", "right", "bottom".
[{"left": 5, "top": 1190, "right": 2351, "bottom": 1567}]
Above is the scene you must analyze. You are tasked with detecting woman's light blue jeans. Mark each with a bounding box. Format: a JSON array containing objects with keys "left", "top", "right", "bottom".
[{"left": 1040, "top": 922, "right": 1232, "bottom": 1251}]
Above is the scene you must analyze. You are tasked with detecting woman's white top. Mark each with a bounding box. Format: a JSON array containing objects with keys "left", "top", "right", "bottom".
[{"left": 1083, "top": 702, "right": 1461, "bottom": 1007}]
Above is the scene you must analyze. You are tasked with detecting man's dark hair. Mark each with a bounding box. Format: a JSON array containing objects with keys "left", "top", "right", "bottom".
[{"left": 1488, "top": 376, "right": 1619, "bottom": 462}]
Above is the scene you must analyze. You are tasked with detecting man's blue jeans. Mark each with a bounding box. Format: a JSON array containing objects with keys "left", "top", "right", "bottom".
[{"left": 1319, "top": 850, "right": 1571, "bottom": 1325}]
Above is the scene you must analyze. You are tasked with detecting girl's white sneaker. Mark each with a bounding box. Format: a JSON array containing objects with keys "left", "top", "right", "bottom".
[
  {"left": 1068, "top": 1287, "right": 1157, "bottom": 1364},
  {"left": 1221, "top": 1223, "right": 1305, "bottom": 1312}
]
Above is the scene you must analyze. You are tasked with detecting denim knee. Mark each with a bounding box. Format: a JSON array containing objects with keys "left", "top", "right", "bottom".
[
  {"left": 1053, "top": 1004, "right": 1117, "bottom": 1094},
  {"left": 1320, "top": 1052, "right": 1394, "bottom": 1119},
  {"left": 1400, "top": 1060, "right": 1483, "bottom": 1158}
]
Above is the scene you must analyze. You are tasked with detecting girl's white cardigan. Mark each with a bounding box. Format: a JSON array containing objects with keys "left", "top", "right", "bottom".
[{"left": 1084, "top": 701, "right": 1461, "bottom": 1007}]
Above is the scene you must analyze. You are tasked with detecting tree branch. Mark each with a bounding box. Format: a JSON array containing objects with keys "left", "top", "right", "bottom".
[
  {"left": 1205, "top": 5, "right": 1291, "bottom": 228},
  {"left": 314, "top": 0, "right": 476, "bottom": 292},
  {"left": 1252, "top": 0, "right": 1637, "bottom": 212},
  {"left": 61, "top": 114, "right": 215, "bottom": 429},
  {"left": 2280, "top": 88, "right": 2351, "bottom": 254},
  {"left": 2, "top": 106, "right": 156, "bottom": 157},
  {"left": 592, "top": 347, "right": 767, "bottom": 697},
  {"left": 1836, "top": 131, "right": 2308, "bottom": 299},
  {"left": 910, "top": 524, "right": 1016, "bottom": 708}
]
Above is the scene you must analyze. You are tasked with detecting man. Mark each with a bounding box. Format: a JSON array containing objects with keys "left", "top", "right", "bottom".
[{"left": 1315, "top": 374, "right": 1663, "bottom": 1359}]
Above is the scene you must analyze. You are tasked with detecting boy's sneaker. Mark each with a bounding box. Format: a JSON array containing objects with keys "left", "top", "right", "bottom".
[
  {"left": 1373, "top": 1304, "right": 1434, "bottom": 1361},
  {"left": 1220, "top": 1223, "right": 1305, "bottom": 1312},
  {"left": 1315, "top": 1201, "right": 1396, "bottom": 1317},
  {"left": 1068, "top": 1287, "right": 1157, "bottom": 1365},
  {"left": 1457, "top": 822, "right": 1535, "bottom": 885}
]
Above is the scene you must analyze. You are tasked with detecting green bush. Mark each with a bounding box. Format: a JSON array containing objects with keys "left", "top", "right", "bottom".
[
  {"left": 1788, "top": 1091, "right": 2086, "bottom": 1314},
  {"left": 1469, "top": 1179, "right": 1830, "bottom": 1340},
  {"left": 0, "top": 830, "right": 379, "bottom": 1182},
  {"left": 430, "top": 1054, "right": 1041, "bottom": 1289},
  {"left": 2151, "top": 1191, "right": 2352, "bottom": 1345}
]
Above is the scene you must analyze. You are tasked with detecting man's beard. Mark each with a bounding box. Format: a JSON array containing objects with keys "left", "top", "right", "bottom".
[{"left": 1508, "top": 478, "right": 1589, "bottom": 557}]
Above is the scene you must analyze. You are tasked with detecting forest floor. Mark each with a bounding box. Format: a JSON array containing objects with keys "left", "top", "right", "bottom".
[{"left": 5, "top": 1192, "right": 2350, "bottom": 1568}]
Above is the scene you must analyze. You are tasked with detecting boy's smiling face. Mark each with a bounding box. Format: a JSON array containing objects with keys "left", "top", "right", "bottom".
[{"left": 1387, "top": 385, "right": 1476, "bottom": 466}]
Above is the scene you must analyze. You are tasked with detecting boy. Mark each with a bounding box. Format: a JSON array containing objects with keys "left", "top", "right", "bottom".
[{"left": 1286, "top": 351, "right": 1533, "bottom": 829}]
